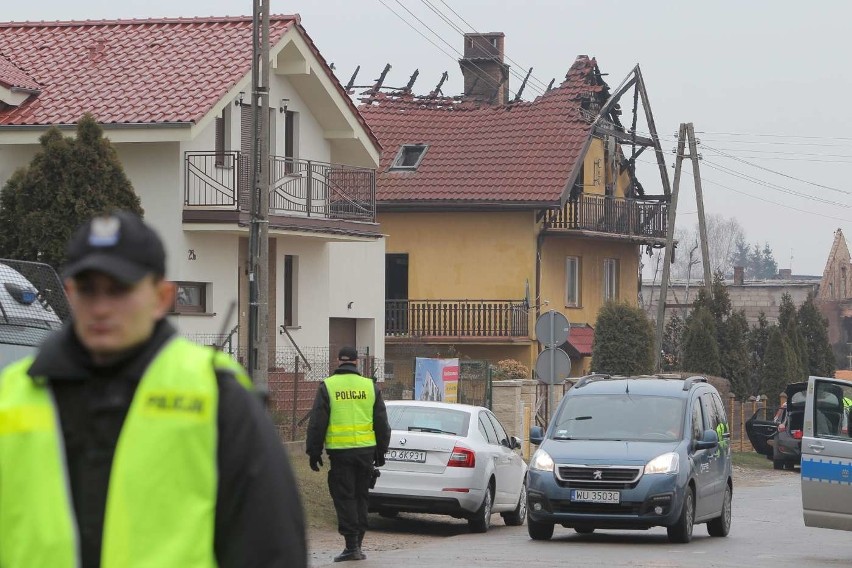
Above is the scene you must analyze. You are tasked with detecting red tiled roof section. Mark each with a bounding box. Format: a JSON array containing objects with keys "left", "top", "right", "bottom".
[
  {"left": 565, "top": 325, "right": 594, "bottom": 357},
  {"left": 0, "top": 54, "right": 40, "bottom": 91},
  {"left": 0, "top": 16, "right": 296, "bottom": 125},
  {"left": 361, "top": 56, "right": 603, "bottom": 204}
]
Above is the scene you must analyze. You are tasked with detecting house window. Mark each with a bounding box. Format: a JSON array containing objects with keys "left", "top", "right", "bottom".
[
  {"left": 565, "top": 256, "right": 580, "bottom": 307},
  {"left": 283, "top": 255, "right": 297, "bottom": 327},
  {"left": 390, "top": 144, "right": 428, "bottom": 171},
  {"left": 603, "top": 258, "right": 619, "bottom": 301},
  {"left": 174, "top": 282, "right": 207, "bottom": 314}
]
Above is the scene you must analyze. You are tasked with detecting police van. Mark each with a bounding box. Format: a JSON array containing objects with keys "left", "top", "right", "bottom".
[
  {"left": 0, "top": 259, "right": 68, "bottom": 368},
  {"left": 801, "top": 375, "right": 852, "bottom": 532}
]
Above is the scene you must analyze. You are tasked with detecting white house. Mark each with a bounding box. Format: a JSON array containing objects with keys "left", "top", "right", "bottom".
[{"left": 0, "top": 15, "right": 385, "bottom": 369}]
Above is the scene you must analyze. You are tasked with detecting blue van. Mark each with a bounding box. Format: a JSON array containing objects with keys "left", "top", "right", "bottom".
[{"left": 526, "top": 375, "right": 732, "bottom": 543}]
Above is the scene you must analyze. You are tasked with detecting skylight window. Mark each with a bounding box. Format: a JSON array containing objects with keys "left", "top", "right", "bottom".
[{"left": 390, "top": 144, "right": 428, "bottom": 171}]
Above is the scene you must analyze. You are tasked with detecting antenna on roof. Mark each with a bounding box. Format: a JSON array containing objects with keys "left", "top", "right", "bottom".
[
  {"left": 513, "top": 67, "right": 533, "bottom": 103},
  {"left": 546, "top": 78, "right": 555, "bottom": 92},
  {"left": 430, "top": 71, "right": 448, "bottom": 97},
  {"left": 403, "top": 69, "right": 419, "bottom": 93},
  {"left": 345, "top": 65, "right": 361, "bottom": 92}
]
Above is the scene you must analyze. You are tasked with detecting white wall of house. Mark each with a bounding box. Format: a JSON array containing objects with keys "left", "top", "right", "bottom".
[
  {"left": 0, "top": 145, "right": 38, "bottom": 188},
  {"left": 274, "top": 237, "right": 330, "bottom": 349}
]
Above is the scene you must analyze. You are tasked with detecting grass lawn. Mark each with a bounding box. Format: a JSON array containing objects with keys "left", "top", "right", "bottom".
[
  {"left": 732, "top": 451, "right": 773, "bottom": 470},
  {"left": 290, "top": 457, "right": 338, "bottom": 530}
]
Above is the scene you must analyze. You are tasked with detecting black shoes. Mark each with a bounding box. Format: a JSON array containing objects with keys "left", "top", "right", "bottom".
[{"left": 333, "top": 547, "right": 365, "bottom": 562}]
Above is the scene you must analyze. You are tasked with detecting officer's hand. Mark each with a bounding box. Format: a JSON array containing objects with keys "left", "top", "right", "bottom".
[
  {"left": 310, "top": 455, "right": 324, "bottom": 472},
  {"left": 374, "top": 454, "right": 386, "bottom": 468}
]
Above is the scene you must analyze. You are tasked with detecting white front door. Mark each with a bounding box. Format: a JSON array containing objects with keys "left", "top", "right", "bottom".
[{"left": 801, "top": 376, "right": 852, "bottom": 531}]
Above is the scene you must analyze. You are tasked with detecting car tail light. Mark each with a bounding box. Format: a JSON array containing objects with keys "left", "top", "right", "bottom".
[
  {"left": 447, "top": 446, "right": 475, "bottom": 468},
  {"left": 778, "top": 423, "right": 786, "bottom": 433},
  {"left": 792, "top": 430, "right": 803, "bottom": 440}
]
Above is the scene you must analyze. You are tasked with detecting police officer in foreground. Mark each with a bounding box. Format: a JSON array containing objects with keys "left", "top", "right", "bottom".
[
  {"left": 306, "top": 347, "right": 391, "bottom": 562},
  {"left": 0, "top": 211, "right": 307, "bottom": 568}
]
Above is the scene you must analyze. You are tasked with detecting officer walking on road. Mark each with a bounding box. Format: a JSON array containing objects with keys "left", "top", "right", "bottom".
[
  {"left": 0, "top": 211, "right": 307, "bottom": 568},
  {"left": 307, "top": 346, "right": 391, "bottom": 562}
]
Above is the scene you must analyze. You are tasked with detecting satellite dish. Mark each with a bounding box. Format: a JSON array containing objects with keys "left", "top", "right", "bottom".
[{"left": 524, "top": 279, "right": 531, "bottom": 310}]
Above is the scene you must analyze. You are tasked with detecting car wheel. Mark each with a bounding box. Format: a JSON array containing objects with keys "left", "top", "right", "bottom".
[
  {"left": 773, "top": 459, "right": 784, "bottom": 470},
  {"left": 574, "top": 526, "right": 595, "bottom": 534},
  {"left": 667, "top": 487, "right": 695, "bottom": 544},
  {"left": 468, "top": 483, "right": 493, "bottom": 533},
  {"left": 527, "top": 517, "right": 554, "bottom": 541},
  {"left": 707, "top": 485, "right": 731, "bottom": 537},
  {"left": 378, "top": 510, "right": 398, "bottom": 519},
  {"left": 501, "top": 482, "right": 527, "bottom": 526}
]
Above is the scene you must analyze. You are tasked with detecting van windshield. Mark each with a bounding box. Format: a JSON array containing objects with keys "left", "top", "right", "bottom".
[{"left": 551, "top": 394, "right": 686, "bottom": 442}]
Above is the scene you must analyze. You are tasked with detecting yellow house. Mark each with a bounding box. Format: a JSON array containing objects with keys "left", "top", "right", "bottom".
[{"left": 360, "top": 34, "right": 669, "bottom": 380}]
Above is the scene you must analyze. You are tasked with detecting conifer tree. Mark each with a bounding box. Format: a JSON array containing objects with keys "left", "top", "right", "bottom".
[
  {"left": 798, "top": 293, "right": 836, "bottom": 377},
  {"left": 746, "top": 312, "right": 771, "bottom": 397},
  {"left": 681, "top": 307, "right": 722, "bottom": 376},
  {"left": 591, "top": 301, "right": 654, "bottom": 375},
  {"left": 762, "top": 326, "right": 799, "bottom": 404},
  {"left": 0, "top": 114, "right": 143, "bottom": 267},
  {"left": 778, "top": 293, "right": 808, "bottom": 380}
]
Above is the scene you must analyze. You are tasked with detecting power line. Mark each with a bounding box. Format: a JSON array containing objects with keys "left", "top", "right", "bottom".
[
  {"left": 434, "top": 0, "right": 552, "bottom": 93},
  {"left": 377, "top": 0, "right": 519, "bottom": 98},
  {"left": 695, "top": 130, "right": 852, "bottom": 142}
]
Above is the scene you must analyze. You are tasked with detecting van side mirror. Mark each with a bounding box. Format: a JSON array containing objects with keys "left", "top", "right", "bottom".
[
  {"left": 530, "top": 426, "right": 544, "bottom": 445},
  {"left": 510, "top": 436, "right": 522, "bottom": 450},
  {"left": 695, "top": 429, "right": 719, "bottom": 451}
]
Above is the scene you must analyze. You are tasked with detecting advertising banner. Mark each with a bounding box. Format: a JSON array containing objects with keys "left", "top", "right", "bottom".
[{"left": 414, "top": 357, "right": 460, "bottom": 403}]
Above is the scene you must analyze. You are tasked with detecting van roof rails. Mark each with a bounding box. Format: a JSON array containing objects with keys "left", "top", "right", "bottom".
[
  {"left": 574, "top": 373, "right": 612, "bottom": 389},
  {"left": 682, "top": 376, "right": 708, "bottom": 391}
]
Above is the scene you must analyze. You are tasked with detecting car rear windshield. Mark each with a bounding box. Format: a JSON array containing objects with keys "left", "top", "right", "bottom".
[
  {"left": 552, "top": 394, "right": 686, "bottom": 442},
  {"left": 387, "top": 405, "right": 470, "bottom": 436}
]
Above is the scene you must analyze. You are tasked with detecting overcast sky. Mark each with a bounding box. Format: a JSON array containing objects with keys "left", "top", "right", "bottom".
[{"left": 5, "top": 1, "right": 851, "bottom": 276}]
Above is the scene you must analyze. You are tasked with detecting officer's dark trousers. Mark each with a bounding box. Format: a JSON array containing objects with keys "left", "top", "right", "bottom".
[{"left": 328, "top": 451, "right": 373, "bottom": 537}]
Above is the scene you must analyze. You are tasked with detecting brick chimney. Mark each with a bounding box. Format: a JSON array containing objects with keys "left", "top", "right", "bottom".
[
  {"left": 733, "top": 266, "right": 745, "bottom": 286},
  {"left": 778, "top": 268, "right": 792, "bottom": 279},
  {"left": 459, "top": 32, "right": 510, "bottom": 105}
]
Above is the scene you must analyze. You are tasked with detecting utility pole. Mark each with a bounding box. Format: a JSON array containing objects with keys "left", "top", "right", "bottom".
[
  {"left": 653, "top": 123, "right": 711, "bottom": 371},
  {"left": 247, "top": 0, "right": 270, "bottom": 395}
]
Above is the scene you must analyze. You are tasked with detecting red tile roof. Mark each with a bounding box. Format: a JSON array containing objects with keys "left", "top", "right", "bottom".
[
  {"left": 360, "top": 56, "right": 606, "bottom": 204},
  {"left": 0, "top": 54, "right": 40, "bottom": 91},
  {"left": 0, "top": 16, "right": 296, "bottom": 126},
  {"left": 565, "top": 324, "right": 594, "bottom": 357}
]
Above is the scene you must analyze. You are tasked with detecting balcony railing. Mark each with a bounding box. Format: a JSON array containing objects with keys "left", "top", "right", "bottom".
[
  {"left": 386, "top": 300, "right": 529, "bottom": 338},
  {"left": 184, "top": 151, "right": 376, "bottom": 223},
  {"left": 544, "top": 194, "right": 667, "bottom": 239}
]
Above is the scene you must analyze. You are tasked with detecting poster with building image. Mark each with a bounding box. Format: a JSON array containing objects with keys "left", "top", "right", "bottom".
[{"left": 414, "top": 357, "right": 460, "bottom": 403}]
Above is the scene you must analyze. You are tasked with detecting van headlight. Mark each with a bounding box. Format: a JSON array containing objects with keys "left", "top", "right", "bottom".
[
  {"left": 530, "top": 449, "right": 555, "bottom": 472},
  {"left": 644, "top": 452, "right": 679, "bottom": 475}
]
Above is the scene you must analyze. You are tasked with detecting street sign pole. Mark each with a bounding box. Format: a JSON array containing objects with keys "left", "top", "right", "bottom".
[{"left": 549, "top": 314, "right": 556, "bottom": 425}]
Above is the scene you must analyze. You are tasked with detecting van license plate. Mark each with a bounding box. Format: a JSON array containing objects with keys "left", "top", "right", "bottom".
[
  {"left": 570, "top": 490, "right": 620, "bottom": 504},
  {"left": 385, "top": 449, "right": 426, "bottom": 463}
]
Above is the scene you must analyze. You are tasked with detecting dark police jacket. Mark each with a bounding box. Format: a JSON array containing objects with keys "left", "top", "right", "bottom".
[
  {"left": 305, "top": 363, "right": 391, "bottom": 459},
  {"left": 26, "top": 320, "right": 307, "bottom": 568}
]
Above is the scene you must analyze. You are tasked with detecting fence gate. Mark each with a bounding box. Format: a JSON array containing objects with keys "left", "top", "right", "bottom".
[{"left": 458, "top": 360, "right": 492, "bottom": 409}]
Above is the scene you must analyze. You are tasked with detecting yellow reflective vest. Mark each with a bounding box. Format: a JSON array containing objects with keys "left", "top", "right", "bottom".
[
  {"left": 324, "top": 373, "right": 376, "bottom": 449},
  {"left": 0, "top": 337, "right": 251, "bottom": 568}
]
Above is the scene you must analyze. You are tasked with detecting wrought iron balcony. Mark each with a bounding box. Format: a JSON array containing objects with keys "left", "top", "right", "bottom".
[
  {"left": 386, "top": 299, "right": 529, "bottom": 338},
  {"left": 544, "top": 193, "right": 667, "bottom": 240},
  {"left": 184, "top": 151, "right": 376, "bottom": 223}
]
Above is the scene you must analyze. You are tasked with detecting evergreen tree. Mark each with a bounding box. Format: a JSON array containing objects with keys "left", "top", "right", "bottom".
[
  {"left": 778, "top": 293, "right": 808, "bottom": 380},
  {"left": 681, "top": 307, "right": 721, "bottom": 376},
  {"left": 760, "top": 243, "right": 778, "bottom": 278},
  {"left": 661, "top": 312, "right": 685, "bottom": 371},
  {"left": 762, "top": 326, "right": 798, "bottom": 405},
  {"left": 0, "top": 114, "right": 143, "bottom": 267},
  {"left": 591, "top": 301, "right": 654, "bottom": 375},
  {"left": 692, "top": 272, "right": 732, "bottom": 324},
  {"left": 730, "top": 235, "right": 751, "bottom": 275},
  {"left": 720, "top": 310, "right": 750, "bottom": 398},
  {"left": 798, "top": 293, "right": 836, "bottom": 377},
  {"left": 746, "top": 312, "right": 771, "bottom": 397}
]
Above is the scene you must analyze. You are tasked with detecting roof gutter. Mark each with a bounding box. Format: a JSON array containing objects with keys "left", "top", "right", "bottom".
[
  {"left": 378, "top": 200, "right": 561, "bottom": 212},
  {"left": 0, "top": 122, "right": 192, "bottom": 131}
]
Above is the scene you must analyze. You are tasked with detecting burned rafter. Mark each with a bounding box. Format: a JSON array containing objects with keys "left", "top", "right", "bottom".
[
  {"left": 513, "top": 67, "right": 533, "bottom": 103},
  {"left": 372, "top": 64, "right": 392, "bottom": 94},
  {"left": 345, "top": 65, "right": 361, "bottom": 93},
  {"left": 430, "top": 71, "right": 449, "bottom": 97},
  {"left": 546, "top": 78, "right": 555, "bottom": 92},
  {"left": 403, "top": 69, "right": 419, "bottom": 93}
]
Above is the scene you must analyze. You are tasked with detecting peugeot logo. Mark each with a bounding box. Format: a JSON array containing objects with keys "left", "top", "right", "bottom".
[
  {"left": 593, "top": 470, "right": 603, "bottom": 480},
  {"left": 399, "top": 438, "right": 406, "bottom": 445}
]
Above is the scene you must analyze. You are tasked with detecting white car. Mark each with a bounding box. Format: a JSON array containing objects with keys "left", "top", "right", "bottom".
[
  {"left": 801, "top": 375, "right": 852, "bottom": 531},
  {"left": 369, "top": 400, "right": 528, "bottom": 532}
]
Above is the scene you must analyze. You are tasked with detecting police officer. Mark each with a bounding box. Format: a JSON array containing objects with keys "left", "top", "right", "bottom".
[
  {"left": 0, "top": 211, "right": 307, "bottom": 568},
  {"left": 306, "top": 347, "right": 391, "bottom": 562}
]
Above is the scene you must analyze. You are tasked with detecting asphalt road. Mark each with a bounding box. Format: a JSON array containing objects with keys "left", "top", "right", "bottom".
[{"left": 311, "top": 472, "right": 852, "bottom": 567}]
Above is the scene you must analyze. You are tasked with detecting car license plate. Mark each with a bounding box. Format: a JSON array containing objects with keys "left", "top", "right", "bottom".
[
  {"left": 385, "top": 449, "right": 426, "bottom": 463},
  {"left": 570, "top": 489, "right": 620, "bottom": 504}
]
